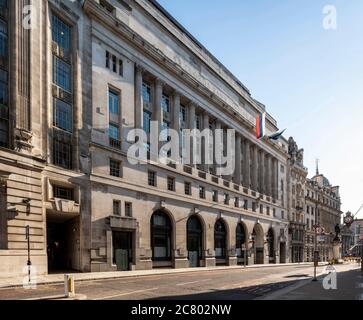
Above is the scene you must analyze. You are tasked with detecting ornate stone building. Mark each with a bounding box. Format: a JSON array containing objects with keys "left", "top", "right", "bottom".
[{"left": 0, "top": 0, "right": 293, "bottom": 276}]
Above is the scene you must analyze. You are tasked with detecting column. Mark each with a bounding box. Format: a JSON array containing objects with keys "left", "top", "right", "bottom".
[
  {"left": 202, "top": 112, "right": 210, "bottom": 173},
  {"left": 234, "top": 134, "right": 242, "bottom": 185},
  {"left": 135, "top": 65, "right": 144, "bottom": 129},
  {"left": 243, "top": 139, "right": 251, "bottom": 188},
  {"left": 215, "top": 121, "right": 222, "bottom": 176},
  {"left": 272, "top": 158, "right": 278, "bottom": 200},
  {"left": 259, "top": 150, "right": 265, "bottom": 195},
  {"left": 251, "top": 145, "right": 258, "bottom": 191},
  {"left": 188, "top": 103, "right": 196, "bottom": 167},
  {"left": 266, "top": 155, "right": 272, "bottom": 196}
]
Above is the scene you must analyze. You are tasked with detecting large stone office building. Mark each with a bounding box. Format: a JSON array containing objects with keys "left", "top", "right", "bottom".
[{"left": 0, "top": 0, "right": 340, "bottom": 276}]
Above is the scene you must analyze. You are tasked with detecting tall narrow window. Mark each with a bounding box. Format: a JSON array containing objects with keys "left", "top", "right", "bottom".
[
  {"left": 125, "top": 202, "right": 132, "bottom": 217},
  {"left": 161, "top": 94, "right": 170, "bottom": 113},
  {"left": 143, "top": 111, "right": 151, "bottom": 134},
  {"left": 113, "top": 200, "right": 121, "bottom": 216},
  {"left": 142, "top": 82, "right": 151, "bottom": 103},
  {"left": 109, "top": 90, "right": 119, "bottom": 114},
  {"left": 105, "top": 51, "right": 110, "bottom": 69},
  {"left": 52, "top": 14, "right": 73, "bottom": 169},
  {"left": 112, "top": 55, "right": 117, "bottom": 73}
]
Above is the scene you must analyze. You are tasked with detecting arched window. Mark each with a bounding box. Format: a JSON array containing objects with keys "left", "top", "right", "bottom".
[
  {"left": 236, "top": 224, "right": 246, "bottom": 258},
  {"left": 214, "top": 220, "right": 227, "bottom": 259},
  {"left": 187, "top": 216, "right": 203, "bottom": 267},
  {"left": 267, "top": 228, "right": 275, "bottom": 263},
  {"left": 151, "top": 211, "right": 172, "bottom": 261}
]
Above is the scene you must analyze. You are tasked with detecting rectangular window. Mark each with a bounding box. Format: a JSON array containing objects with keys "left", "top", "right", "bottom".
[
  {"left": 105, "top": 51, "right": 110, "bottom": 68},
  {"left": 260, "top": 204, "right": 263, "bottom": 214},
  {"left": 148, "top": 171, "right": 156, "bottom": 187},
  {"left": 212, "top": 190, "right": 218, "bottom": 202},
  {"left": 52, "top": 14, "right": 71, "bottom": 52},
  {"left": 161, "top": 94, "right": 170, "bottom": 113},
  {"left": 273, "top": 208, "right": 276, "bottom": 217},
  {"left": 53, "top": 137, "right": 72, "bottom": 169},
  {"left": 243, "top": 200, "right": 248, "bottom": 210},
  {"left": 53, "top": 56, "right": 71, "bottom": 92},
  {"left": 167, "top": 177, "right": 175, "bottom": 192},
  {"left": 53, "top": 98, "right": 72, "bottom": 132},
  {"left": 53, "top": 185, "right": 74, "bottom": 200},
  {"left": 179, "top": 105, "right": 187, "bottom": 125},
  {"left": 184, "top": 182, "right": 191, "bottom": 196},
  {"left": 110, "top": 159, "right": 121, "bottom": 177},
  {"left": 142, "top": 83, "right": 151, "bottom": 103},
  {"left": 109, "top": 90, "right": 119, "bottom": 114},
  {"left": 109, "top": 123, "right": 120, "bottom": 141},
  {"left": 0, "top": 19, "right": 7, "bottom": 61},
  {"left": 224, "top": 193, "right": 230, "bottom": 205},
  {"left": 267, "top": 207, "right": 270, "bottom": 216},
  {"left": 252, "top": 202, "right": 256, "bottom": 212},
  {"left": 0, "top": 119, "right": 8, "bottom": 147},
  {"left": 125, "top": 202, "right": 132, "bottom": 217},
  {"left": 234, "top": 197, "right": 239, "bottom": 208},
  {"left": 199, "top": 186, "right": 205, "bottom": 199},
  {"left": 143, "top": 111, "right": 151, "bottom": 134},
  {"left": 112, "top": 55, "right": 117, "bottom": 73},
  {"left": 113, "top": 200, "right": 121, "bottom": 216}
]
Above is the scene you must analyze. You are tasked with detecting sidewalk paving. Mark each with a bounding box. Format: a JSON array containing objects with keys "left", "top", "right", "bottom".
[
  {"left": 0, "top": 262, "right": 322, "bottom": 289},
  {"left": 261, "top": 263, "right": 362, "bottom": 300}
]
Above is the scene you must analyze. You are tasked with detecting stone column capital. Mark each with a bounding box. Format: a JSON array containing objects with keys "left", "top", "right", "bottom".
[
  {"left": 155, "top": 77, "right": 165, "bottom": 88},
  {"left": 135, "top": 64, "right": 145, "bottom": 74}
]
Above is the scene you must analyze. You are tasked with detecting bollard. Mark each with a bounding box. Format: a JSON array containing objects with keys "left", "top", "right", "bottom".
[{"left": 64, "top": 274, "right": 75, "bottom": 298}]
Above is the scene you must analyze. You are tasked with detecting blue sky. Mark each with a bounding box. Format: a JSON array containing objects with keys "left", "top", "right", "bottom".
[{"left": 157, "top": 0, "right": 363, "bottom": 218}]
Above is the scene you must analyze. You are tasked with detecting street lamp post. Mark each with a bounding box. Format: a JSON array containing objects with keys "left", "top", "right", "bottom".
[{"left": 313, "top": 201, "right": 319, "bottom": 282}]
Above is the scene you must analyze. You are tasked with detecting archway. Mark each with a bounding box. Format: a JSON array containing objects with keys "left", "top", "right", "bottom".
[
  {"left": 151, "top": 210, "right": 172, "bottom": 267},
  {"left": 214, "top": 219, "right": 228, "bottom": 265},
  {"left": 252, "top": 224, "right": 264, "bottom": 264},
  {"left": 236, "top": 223, "right": 247, "bottom": 265},
  {"left": 187, "top": 215, "right": 203, "bottom": 267},
  {"left": 267, "top": 228, "right": 275, "bottom": 264}
]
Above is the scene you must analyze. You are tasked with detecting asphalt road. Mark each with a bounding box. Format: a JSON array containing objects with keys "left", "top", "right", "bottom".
[{"left": 0, "top": 264, "right": 356, "bottom": 300}]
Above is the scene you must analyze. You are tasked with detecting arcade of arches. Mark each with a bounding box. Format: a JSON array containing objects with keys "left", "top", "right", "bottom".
[{"left": 142, "top": 210, "right": 286, "bottom": 269}]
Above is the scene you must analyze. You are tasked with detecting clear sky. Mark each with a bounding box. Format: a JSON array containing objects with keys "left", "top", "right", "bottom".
[{"left": 157, "top": 0, "right": 363, "bottom": 218}]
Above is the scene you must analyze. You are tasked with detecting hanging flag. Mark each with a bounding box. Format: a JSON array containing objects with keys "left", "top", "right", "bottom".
[
  {"left": 268, "top": 129, "right": 287, "bottom": 141},
  {"left": 255, "top": 112, "right": 266, "bottom": 139}
]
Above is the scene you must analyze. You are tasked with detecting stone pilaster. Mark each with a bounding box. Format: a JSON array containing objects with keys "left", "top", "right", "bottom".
[
  {"left": 243, "top": 139, "right": 251, "bottom": 188},
  {"left": 234, "top": 134, "right": 242, "bottom": 185},
  {"left": 266, "top": 155, "right": 272, "bottom": 196},
  {"left": 251, "top": 145, "right": 258, "bottom": 191},
  {"left": 259, "top": 150, "right": 265, "bottom": 194}
]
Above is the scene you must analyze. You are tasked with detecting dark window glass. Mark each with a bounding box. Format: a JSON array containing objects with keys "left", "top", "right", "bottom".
[
  {"left": 0, "top": 118, "right": 8, "bottom": 147},
  {"left": 112, "top": 55, "right": 117, "bottom": 72},
  {"left": 53, "top": 98, "right": 72, "bottom": 132},
  {"left": 151, "top": 211, "right": 172, "bottom": 261},
  {"left": 53, "top": 56, "right": 71, "bottom": 92},
  {"left": 214, "top": 220, "right": 227, "bottom": 259},
  {"left": 109, "top": 90, "right": 119, "bottom": 114},
  {"left": 199, "top": 186, "right": 205, "bottom": 199},
  {"left": 184, "top": 182, "right": 191, "bottom": 195},
  {"left": 236, "top": 224, "right": 246, "bottom": 258},
  {"left": 109, "top": 123, "right": 119, "bottom": 140},
  {"left": 125, "top": 202, "right": 132, "bottom": 217},
  {"left": 161, "top": 94, "right": 170, "bottom": 113},
  {"left": 212, "top": 190, "right": 218, "bottom": 202},
  {"left": 53, "top": 138, "right": 72, "bottom": 169},
  {"left": 167, "top": 177, "right": 175, "bottom": 192},
  {"left": 105, "top": 51, "right": 110, "bottom": 68},
  {"left": 110, "top": 159, "right": 121, "bottom": 177},
  {"left": 143, "top": 111, "right": 151, "bottom": 134},
  {"left": 52, "top": 14, "right": 71, "bottom": 53},
  {"left": 148, "top": 171, "right": 156, "bottom": 187},
  {"left": 113, "top": 200, "right": 121, "bottom": 216},
  {"left": 119, "top": 59, "right": 123, "bottom": 76},
  {"left": 142, "top": 83, "right": 151, "bottom": 103},
  {"left": 53, "top": 186, "right": 74, "bottom": 200}
]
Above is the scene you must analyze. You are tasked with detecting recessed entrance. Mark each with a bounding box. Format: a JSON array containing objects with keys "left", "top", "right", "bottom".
[
  {"left": 187, "top": 215, "right": 203, "bottom": 267},
  {"left": 113, "top": 231, "right": 133, "bottom": 271},
  {"left": 252, "top": 224, "right": 264, "bottom": 265},
  {"left": 214, "top": 219, "right": 228, "bottom": 265},
  {"left": 46, "top": 213, "right": 80, "bottom": 273}
]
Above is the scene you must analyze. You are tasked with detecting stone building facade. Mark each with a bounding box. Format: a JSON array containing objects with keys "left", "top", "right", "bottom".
[{"left": 0, "top": 0, "right": 342, "bottom": 277}]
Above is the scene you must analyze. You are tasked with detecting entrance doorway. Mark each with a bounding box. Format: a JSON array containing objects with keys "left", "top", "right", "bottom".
[
  {"left": 47, "top": 214, "right": 80, "bottom": 273},
  {"left": 113, "top": 231, "right": 133, "bottom": 271},
  {"left": 280, "top": 242, "right": 287, "bottom": 263},
  {"left": 187, "top": 215, "right": 203, "bottom": 267}
]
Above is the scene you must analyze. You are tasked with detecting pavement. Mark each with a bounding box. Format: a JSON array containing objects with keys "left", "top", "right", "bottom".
[
  {"left": 0, "top": 262, "right": 350, "bottom": 301},
  {"left": 0, "top": 261, "right": 318, "bottom": 289},
  {"left": 261, "top": 263, "right": 363, "bottom": 300}
]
